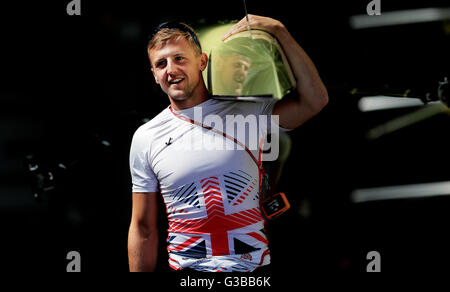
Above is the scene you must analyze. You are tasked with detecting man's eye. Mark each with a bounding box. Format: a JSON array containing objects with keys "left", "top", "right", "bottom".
[
  {"left": 156, "top": 60, "right": 166, "bottom": 67},
  {"left": 175, "top": 56, "right": 184, "bottom": 61}
]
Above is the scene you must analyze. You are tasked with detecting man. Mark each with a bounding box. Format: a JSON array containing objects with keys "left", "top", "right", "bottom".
[{"left": 128, "top": 15, "right": 328, "bottom": 272}]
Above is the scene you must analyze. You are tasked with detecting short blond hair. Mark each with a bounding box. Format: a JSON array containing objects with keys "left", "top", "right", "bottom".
[{"left": 147, "top": 23, "right": 202, "bottom": 60}]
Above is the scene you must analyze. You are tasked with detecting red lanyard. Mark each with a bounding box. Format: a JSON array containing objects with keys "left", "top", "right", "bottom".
[{"left": 169, "top": 105, "right": 265, "bottom": 175}]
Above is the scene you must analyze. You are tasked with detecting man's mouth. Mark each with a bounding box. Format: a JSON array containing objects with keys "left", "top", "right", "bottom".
[{"left": 168, "top": 78, "right": 185, "bottom": 85}]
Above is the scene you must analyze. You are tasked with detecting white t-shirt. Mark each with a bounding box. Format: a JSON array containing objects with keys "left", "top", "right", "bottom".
[{"left": 129, "top": 98, "right": 278, "bottom": 272}]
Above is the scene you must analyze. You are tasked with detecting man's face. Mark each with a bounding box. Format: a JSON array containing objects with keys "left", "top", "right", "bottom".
[
  {"left": 220, "top": 54, "right": 251, "bottom": 95},
  {"left": 149, "top": 37, "right": 207, "bottom": 101}
]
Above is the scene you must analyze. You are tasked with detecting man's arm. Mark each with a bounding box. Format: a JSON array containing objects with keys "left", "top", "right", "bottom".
[
  {"left": 223, "top": 15, "right": 329, "bottom": 129},
  {"left": 128, "top": 192, "right": 159, "bottom": 272}
]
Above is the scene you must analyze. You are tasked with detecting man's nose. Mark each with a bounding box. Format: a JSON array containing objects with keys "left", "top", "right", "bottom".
[{"left": 166, "top": 59, "right": 178, "bottom": 75}]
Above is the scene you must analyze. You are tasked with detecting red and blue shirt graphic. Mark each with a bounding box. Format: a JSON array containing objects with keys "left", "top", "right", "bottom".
[{"left": 165, "top": 171, "right": 270, "bottom": 271}]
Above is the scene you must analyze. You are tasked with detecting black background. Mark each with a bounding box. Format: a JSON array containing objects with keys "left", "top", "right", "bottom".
[{"left": 0, "top": 0, "right": 449, "bottom": 276}]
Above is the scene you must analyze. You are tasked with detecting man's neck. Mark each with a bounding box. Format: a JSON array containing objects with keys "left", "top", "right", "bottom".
[{"left": 169, "top": 85, "right": 210, "bottom": 111}]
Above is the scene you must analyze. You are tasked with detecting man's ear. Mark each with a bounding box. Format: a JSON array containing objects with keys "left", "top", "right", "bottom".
[{"left": 200, "top": 53, "right": 208, "bottom": 72}]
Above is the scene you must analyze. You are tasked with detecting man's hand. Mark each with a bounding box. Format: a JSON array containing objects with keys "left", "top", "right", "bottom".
[{"left": 222, "top": 14, "right": 284, "bottom": 41}]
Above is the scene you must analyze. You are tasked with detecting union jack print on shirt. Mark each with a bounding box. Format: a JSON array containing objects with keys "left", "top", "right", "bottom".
[{"left": 163, "top": 170, "right": 270, "bottom": 272}]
